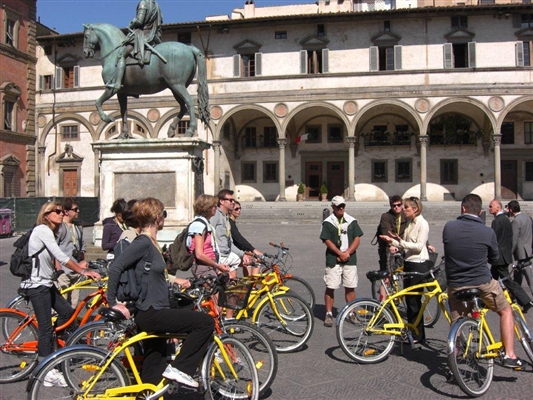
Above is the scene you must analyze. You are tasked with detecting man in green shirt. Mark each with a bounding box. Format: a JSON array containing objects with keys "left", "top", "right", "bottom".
[{"left": 320, "top": 196, "right": 364, "bottom": 327}]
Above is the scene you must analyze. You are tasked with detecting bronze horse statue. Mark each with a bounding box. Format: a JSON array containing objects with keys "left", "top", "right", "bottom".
[{"left": 82, "top": 23, "right": 209, "bottom": 138}]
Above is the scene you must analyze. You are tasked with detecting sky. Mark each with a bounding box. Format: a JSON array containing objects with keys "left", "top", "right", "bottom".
[{"left": 37, "top": 0, "right": 314, "bottom": 34}]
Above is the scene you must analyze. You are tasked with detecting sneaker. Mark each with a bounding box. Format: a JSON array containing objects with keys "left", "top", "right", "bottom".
[
  {"left": 502, "top": 356, "right": 524, "bottom": 369},
  {"left": 347, "top": 312, "right": 357, "bottom": 324},
  {"left": 162, "top": 365, "right": 199, "bottom": 388},
  {"left": 324, "top": 313, "right": 334, "bottom": 327},
  {"left": 43, "top": 368, "right": 68, "bottom": 388}
]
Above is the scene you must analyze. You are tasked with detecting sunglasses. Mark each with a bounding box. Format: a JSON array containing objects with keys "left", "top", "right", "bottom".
[
  {"left": 409, "top": 196, "right": 419, "bottom": 201},
  {"left": 223, "top": 198, "right": 235, "bottom": 203},
  {"left": 162, "top": 210, "right": 167, "bottom": 219},
  {"left": 234, "top": 207, "right": 242, "bottom": 211},
  {"left": 68, "top": 207, "right": 80, "bottom": 212},
  {"left": 47, "top": 208, "right": 64, "bottom": 215},
  {"left": 334, "top": 204, "right": 346, "bottom": 208},
  {"left": 392, "top": 203, "right": 402, "bottom": 208}
]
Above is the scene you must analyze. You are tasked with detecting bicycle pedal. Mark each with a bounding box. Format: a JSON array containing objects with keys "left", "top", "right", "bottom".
[{"left": 166, "top": 381, "right": 180, "bottom": 394}]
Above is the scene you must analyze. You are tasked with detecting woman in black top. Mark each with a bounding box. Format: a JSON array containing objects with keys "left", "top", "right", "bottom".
[
  {"left": 107, "top": 197, "right": 214, "bottom": 387},
  {"left": 229, "top": 200, "right": 262, "bottom": 275}
]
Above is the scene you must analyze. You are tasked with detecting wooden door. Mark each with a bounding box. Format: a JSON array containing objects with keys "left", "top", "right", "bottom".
[
  {"left": 63, "top": 169, "right": 78, "bottom": 196},
  {"left": 501, "top": 160, "right": 517, "bottom": 199},
  {"left": 305, "top": 162, "right": 322, "bottom": 199},
  {"left": 327, "top": 161, "right": 345, "bottom": 199}
]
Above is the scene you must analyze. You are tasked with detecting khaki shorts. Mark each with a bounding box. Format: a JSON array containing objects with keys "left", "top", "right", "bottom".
[
  {"left": 448, "top": 279, "right": 509, "bottom": 321},
  {"left": 219, "top": 252, "right": 242, "bottom": 272},
  {"left": 324, "top": 264, "right": 358, "bottom": 290}
]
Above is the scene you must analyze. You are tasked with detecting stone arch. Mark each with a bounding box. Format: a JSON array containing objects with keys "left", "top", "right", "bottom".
[
  {"left": 216, "top": 104, "right": 281, "bottom": 141},
  {"left": 283, "top": 102, "right": 349, "bottom": 141},
  {"left": 497, "top": 95, "right": 533, "bottom": 129},
  {"left": 95, "top": 110, "right": 153, "bottom": 140},
  {"left": 40, "top": 113, "right": 95, "bottom": 144}
]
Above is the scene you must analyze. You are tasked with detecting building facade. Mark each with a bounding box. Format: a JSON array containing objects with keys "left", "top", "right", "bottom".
[{"left": 35, "top": 0, "right": 533, "bottom": 203}]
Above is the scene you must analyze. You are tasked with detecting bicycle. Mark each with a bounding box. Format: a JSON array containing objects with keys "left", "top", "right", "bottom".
[
  {"left": 447, "top": 257, "right": 533, "bottom": 397},
  {"left": 27, "top": 306, "right": 259, "bottom": 400},
  {"left": 336, "top": 263, "right": 450, "bottom": 363},
  {"left": 229, "top": 256, "right": 314, "bottom": 353},
  {"left": 0, "top": 266, "right": 108, "bottom": 383}
]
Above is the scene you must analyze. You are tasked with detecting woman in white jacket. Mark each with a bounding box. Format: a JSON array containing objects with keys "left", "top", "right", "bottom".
[{"left": 380, "top": 196, "right": 430, "bottom": 343}]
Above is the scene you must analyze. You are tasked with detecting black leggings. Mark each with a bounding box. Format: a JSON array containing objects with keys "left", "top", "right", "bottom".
[{"left": 404, "top": 260, "right": 430, "bottom": 342}]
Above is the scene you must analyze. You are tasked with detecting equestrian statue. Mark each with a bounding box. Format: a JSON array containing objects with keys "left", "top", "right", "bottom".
[{"left": 82, "top": 0, "right": 209, "bottom": 138}]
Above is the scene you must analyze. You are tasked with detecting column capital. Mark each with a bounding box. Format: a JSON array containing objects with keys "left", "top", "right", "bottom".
[
  {"left": 212, "top": 140, "right": 221, "bottom": 150},
  {"left": 418, "top": 135, "right": 429, "bottom": 146},
  {"left": 491, "top": 133, "right": 502, "bottom": 146},
  {"left": 346, "top": 136, "right": 357, "bottom": 147},
  {"left": 277, "top": 138, "right": 287, "bottom": 149}
]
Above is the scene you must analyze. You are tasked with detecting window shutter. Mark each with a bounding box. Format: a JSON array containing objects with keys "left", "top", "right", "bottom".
[
  {"left": 513, "top": 14, "right": 522, "bottom": 29},
  {"left": 394, "top": 45, "right": 402, "bottom": 70},
  {"left": 255, "top": 52, "right": 262, "bottom": 76},
  {"left": 55, "top": 67, "right": 62, "bottom": 89},
  {"left": 443, "top": 43, "right": 453, "bottom": 69},
  {"left": 369, "top": 46, "right": 378, "bottom": 71},
  {"left": 300, "top": 50, "right": 308, "bottom": 74},
  {"left": 322, "top": 48, "right": 329, "bottom": 73},
  {"left": 468, "top": 42, "right": 476, "bottom": 68},
  {"left": 39, "top": 75, "right": 44, "bottom": 90},
  {"left": 233, "top": 55, "right": 241, "bottom": 77},
  {"left": 74, "top": 65, "right": 80, "bottom": 88},
  {"left": 516, "top": 42, "right": 525, "bottom": 67}
]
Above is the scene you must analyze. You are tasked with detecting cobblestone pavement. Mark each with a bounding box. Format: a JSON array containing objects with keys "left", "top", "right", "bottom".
[{"left": 1, "top": 219, "right": 533, "bottom": 399}]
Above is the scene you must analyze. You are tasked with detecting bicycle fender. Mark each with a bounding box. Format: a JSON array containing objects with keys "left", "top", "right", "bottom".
[
  {"left": 6, "top": 295, "right": 25, "bottom": 308},
  {"left": 447, "top": 317, "right": 474, "bottom": 356},
  {"left": 250, "top": 294, "right": 283, "bottom": 322}
]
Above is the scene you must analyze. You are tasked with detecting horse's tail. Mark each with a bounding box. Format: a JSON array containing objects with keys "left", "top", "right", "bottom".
[{"left": 192, "top": 46, "right": 211, "bottom": 130}]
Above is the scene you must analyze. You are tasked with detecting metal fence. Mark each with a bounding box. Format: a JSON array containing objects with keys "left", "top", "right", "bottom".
[{"left": 0, "top": 197, "right": 99, "bottom": 233}]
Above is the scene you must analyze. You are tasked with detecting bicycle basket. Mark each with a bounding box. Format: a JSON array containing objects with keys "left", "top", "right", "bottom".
[
  {"left": 218, "top": 281, "right": 253, "bottom": 310},
  {"left": 433, "top": 257, "right": 447, "bottom": 290}
]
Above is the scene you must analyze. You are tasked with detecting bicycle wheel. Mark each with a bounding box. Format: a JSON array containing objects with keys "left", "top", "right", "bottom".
[
  {"left": 66, "top": 320, "right": 123, "bottom": 349},
  {"left": 6, "top": 295, "right": 33, "bottom": 314},
  {"left": 447, "top": 318, "right": 494, "bottom": 397},
  {"left": 254, "top": 293, "right": 314, "bottom": 353},
  {"left": 202, "top": 336, "right": 259, "bottom": 400},
  {"left": 224, "top": 320, "right": 278, "bottom": 395},
  {"left": 336, "top": 299, "right": 396, "bottom": 363},
  {"left": 28, "top": 345, "right": 129, "bottom": 400},
  {"left": 422, "top": 293, "right": 441, "bottom": 328},
  {"left": 283, "top": 275, "right": 316, "bottom": 309},
  {"left": 0, "top": 310, "right": 39, "bottom": 383},
  {"left": 513, "top": 308, "right": 533, "bottom": 364}
]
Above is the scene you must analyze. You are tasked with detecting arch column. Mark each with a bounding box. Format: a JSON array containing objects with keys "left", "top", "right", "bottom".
[
  {"left": 212, "top": 140, "right": 221, "bottom": 193},
  {"left": 492, "top": 132, "right": 502, "bottom": 200},
  {"left": 419, "top": 135, "right": 428, "bottom": 201},
  {"left": 277, "top": 138, "right": 287, "bottom": 202},
  {"left": 346, "top": 136, "right": 356, "bottom": 201}
]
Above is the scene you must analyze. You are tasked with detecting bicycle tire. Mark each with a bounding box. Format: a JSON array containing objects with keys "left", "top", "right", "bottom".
[
  {"left": 513, "top": 307, "right": 533, "bottom": 364},
  {"left": 447, "top": 317, "right": 494, "bottom": 397},
  {"left": 224, "top": 320, "right": 278, "bottom": 396},
  {"left": 283, "top": 275, "right": 316, "bottom": 309},
  {"left": 336, "top": 299, "right": 396, "bottom": 363},
  {"left": 28, "top": 345, "right": 129, "bottom": 400},
  {"left": 202, "top": 336, "right": 259, "bottom": 400},
  {"left": 254, "top": 293, "right": 314, "bottom": 353},
  {"left": 422, "top": 293, "right": 441, "bottom": 328},
  {"left": 0, "top": 310, "right": 39, "bottom": 383},
  {"left": 6, "top": 295, "right": 34, "bottom": 314}
]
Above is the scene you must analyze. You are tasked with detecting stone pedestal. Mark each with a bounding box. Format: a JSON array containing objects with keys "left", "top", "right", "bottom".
[{"left": 91, "top": 138, "right": 211, "bottom": 247}]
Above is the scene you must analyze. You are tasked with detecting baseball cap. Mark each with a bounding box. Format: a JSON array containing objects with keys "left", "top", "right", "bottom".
[{"left": 331, "top": 196, "right": 346, "bottom": 207}]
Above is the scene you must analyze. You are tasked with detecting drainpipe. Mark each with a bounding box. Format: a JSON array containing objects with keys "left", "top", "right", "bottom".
[{"left": 47, "top": 39, "right": 59, "bottom": 177}]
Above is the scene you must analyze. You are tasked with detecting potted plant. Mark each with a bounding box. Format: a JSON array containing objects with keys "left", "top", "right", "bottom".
[
  {"left": 297, "top": 183, "right": 305, "bottom": 201},
  {"left": 320, "top": 183, "right": 328, "bottom": 201}
]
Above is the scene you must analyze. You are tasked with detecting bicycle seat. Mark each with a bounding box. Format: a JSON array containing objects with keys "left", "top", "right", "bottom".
[
  {"left": 454, "top": 288, "right": 482, "bottom": 302},
  {"left": 99, "top": 307, "right": 133, "bottom": 322},
  {"left": 366, "top": 270, "right": 390, "bottom": 281}
]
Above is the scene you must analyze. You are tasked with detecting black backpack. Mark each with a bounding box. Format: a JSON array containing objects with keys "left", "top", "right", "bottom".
[
  {"left": 111, "top": 236, "right": 152, "bottom": 302},
  {"left": 169, "top": 218, "right": 208, "bottom": 272},
  {"left": 10, "top": 227, "right": 46, "bottom": 280}
]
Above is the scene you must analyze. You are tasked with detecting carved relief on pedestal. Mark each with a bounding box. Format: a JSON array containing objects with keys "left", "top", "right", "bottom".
[
  {"left": 210, "top": 106, "right": 223, "bottom": 120},
  {"left": 147, "top": 108, "right": 160, "bottom": 122},
  {"left": 488, "top": 97, "right": 504, "bottom": 112},
  {"left": 343, "top": 101, "right": 358, "bottom": 115},
  {"left": 415, "top": 98, "right": 430, "bottom": 113},
  {"left": 274, "top": 103, "right": 288, "bottom": 118}
]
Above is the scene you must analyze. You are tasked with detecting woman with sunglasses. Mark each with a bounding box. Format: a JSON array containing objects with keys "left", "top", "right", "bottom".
[
  {"left": 21, "top": 201, "right": 101, "bottom": 387},
  {"left": 229, "top": 200, "right": 262, "bottom": 275},
  {"left": 379, "top": 196, "right": 430, "bottom": 344}
]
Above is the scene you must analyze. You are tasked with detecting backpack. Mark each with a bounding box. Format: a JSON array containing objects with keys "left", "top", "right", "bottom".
[
  {"left": 111, "top": 236, "right": 152, "bottom": 302},
  {"left": 169, "top": 218, "right": 208, "bottom": 272},
  {"left": 10, "top": 227, "right": 46, "bottom": 280}
]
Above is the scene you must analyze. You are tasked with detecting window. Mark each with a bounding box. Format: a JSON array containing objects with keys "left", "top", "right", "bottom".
[
  {"left": 233, "top": 53, "right": 262, "bottom": 77},
  {"left": 395, "top": 159, "right": 412, "bottom": 182},
  {"left": 451, "top": 16, "right": 468, "bottom": 29},
  {"left": 55, "top": 66, "right": 80, "bottom": 89},
  {"left": 244, "top": 127, "right": 256, "bottom": 148},
  {"left": 1, "top": 164, "right": 20, "bottom": 197},
  {"left": 521, "top": 14, "right": 533, "bottom": 28},
  {"left": 39, "top": 75, "right": 54, "bottom": 90},
  {"left": 5, "top": 17, "right": 16, "bottom": 46},
  {"left": 501, "top": 122, "right": 515, "bottom": 144},
  {"left": 384, "top": 21, "right": 391, "bottom": 32},
  {"left": 3, "top": 100, "right": 14, "bottom": 131},
  {"left": 317, "top": 24, "right": 326, "bottom": 37},
  {"left": 263, "top": 162, "right": 278, "bottom": 183},
  {"left": 305, "top": 125, "right": 322, "bottom": 143},
  {"left": 370, "top": 46, "right": 402, "bottom": 71},
  {"left": 441, "top": 159, "right": 458, "bottom": 185},
  {"left": 242, "top": 162, "right": 256, "bottom": 182},
  {"left": 372, "top": 160, "right": 388, "bottom": 182},
  {"left": 300, "top": 49, "right": 329, "bottom": 74},
  {"left": 178, "top": 32, "right": 191, "bottom": 44},
  {"left": 3, "top": 9, "right": 19, "bottom": 48},
  {"left": 526, "top": 162, "right": 533, "bottom": 181},
  {"left": 176, "top": 121, "right": 189, "bottom": 135},
  {"left": 443, "top": 42, "right": 476, "bottom": 68},
  {"left": 263, "top": 127, "right": 277, "bottom": 148},
  {"left": 519, "top": 41, "right": 532, "bottom": 66},
  {"left": 61, "top": 125, "right": 79, "bottom": 140},
  {"left": 275, "top": 31, "right": 287, "bottom": 39},
  {"left": 525, "top": 122, "right": 533, "bottom": 144},
  {"left": 327, "top": 125, "right": 343, "bottom": 143}
]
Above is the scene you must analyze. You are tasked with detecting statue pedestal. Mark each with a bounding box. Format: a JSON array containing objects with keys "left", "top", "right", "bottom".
[{"left": 91, "top": 138, "right": 210, "bottom": 247}]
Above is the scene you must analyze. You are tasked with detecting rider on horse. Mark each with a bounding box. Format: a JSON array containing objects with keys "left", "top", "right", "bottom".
[{"left": 106, "top": 0, "right": 163, "bottom": 90}]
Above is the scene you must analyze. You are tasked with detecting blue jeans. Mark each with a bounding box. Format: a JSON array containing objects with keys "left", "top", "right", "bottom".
[{"left": 26, "top": 285, "right": 74, "bottom": 357}]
